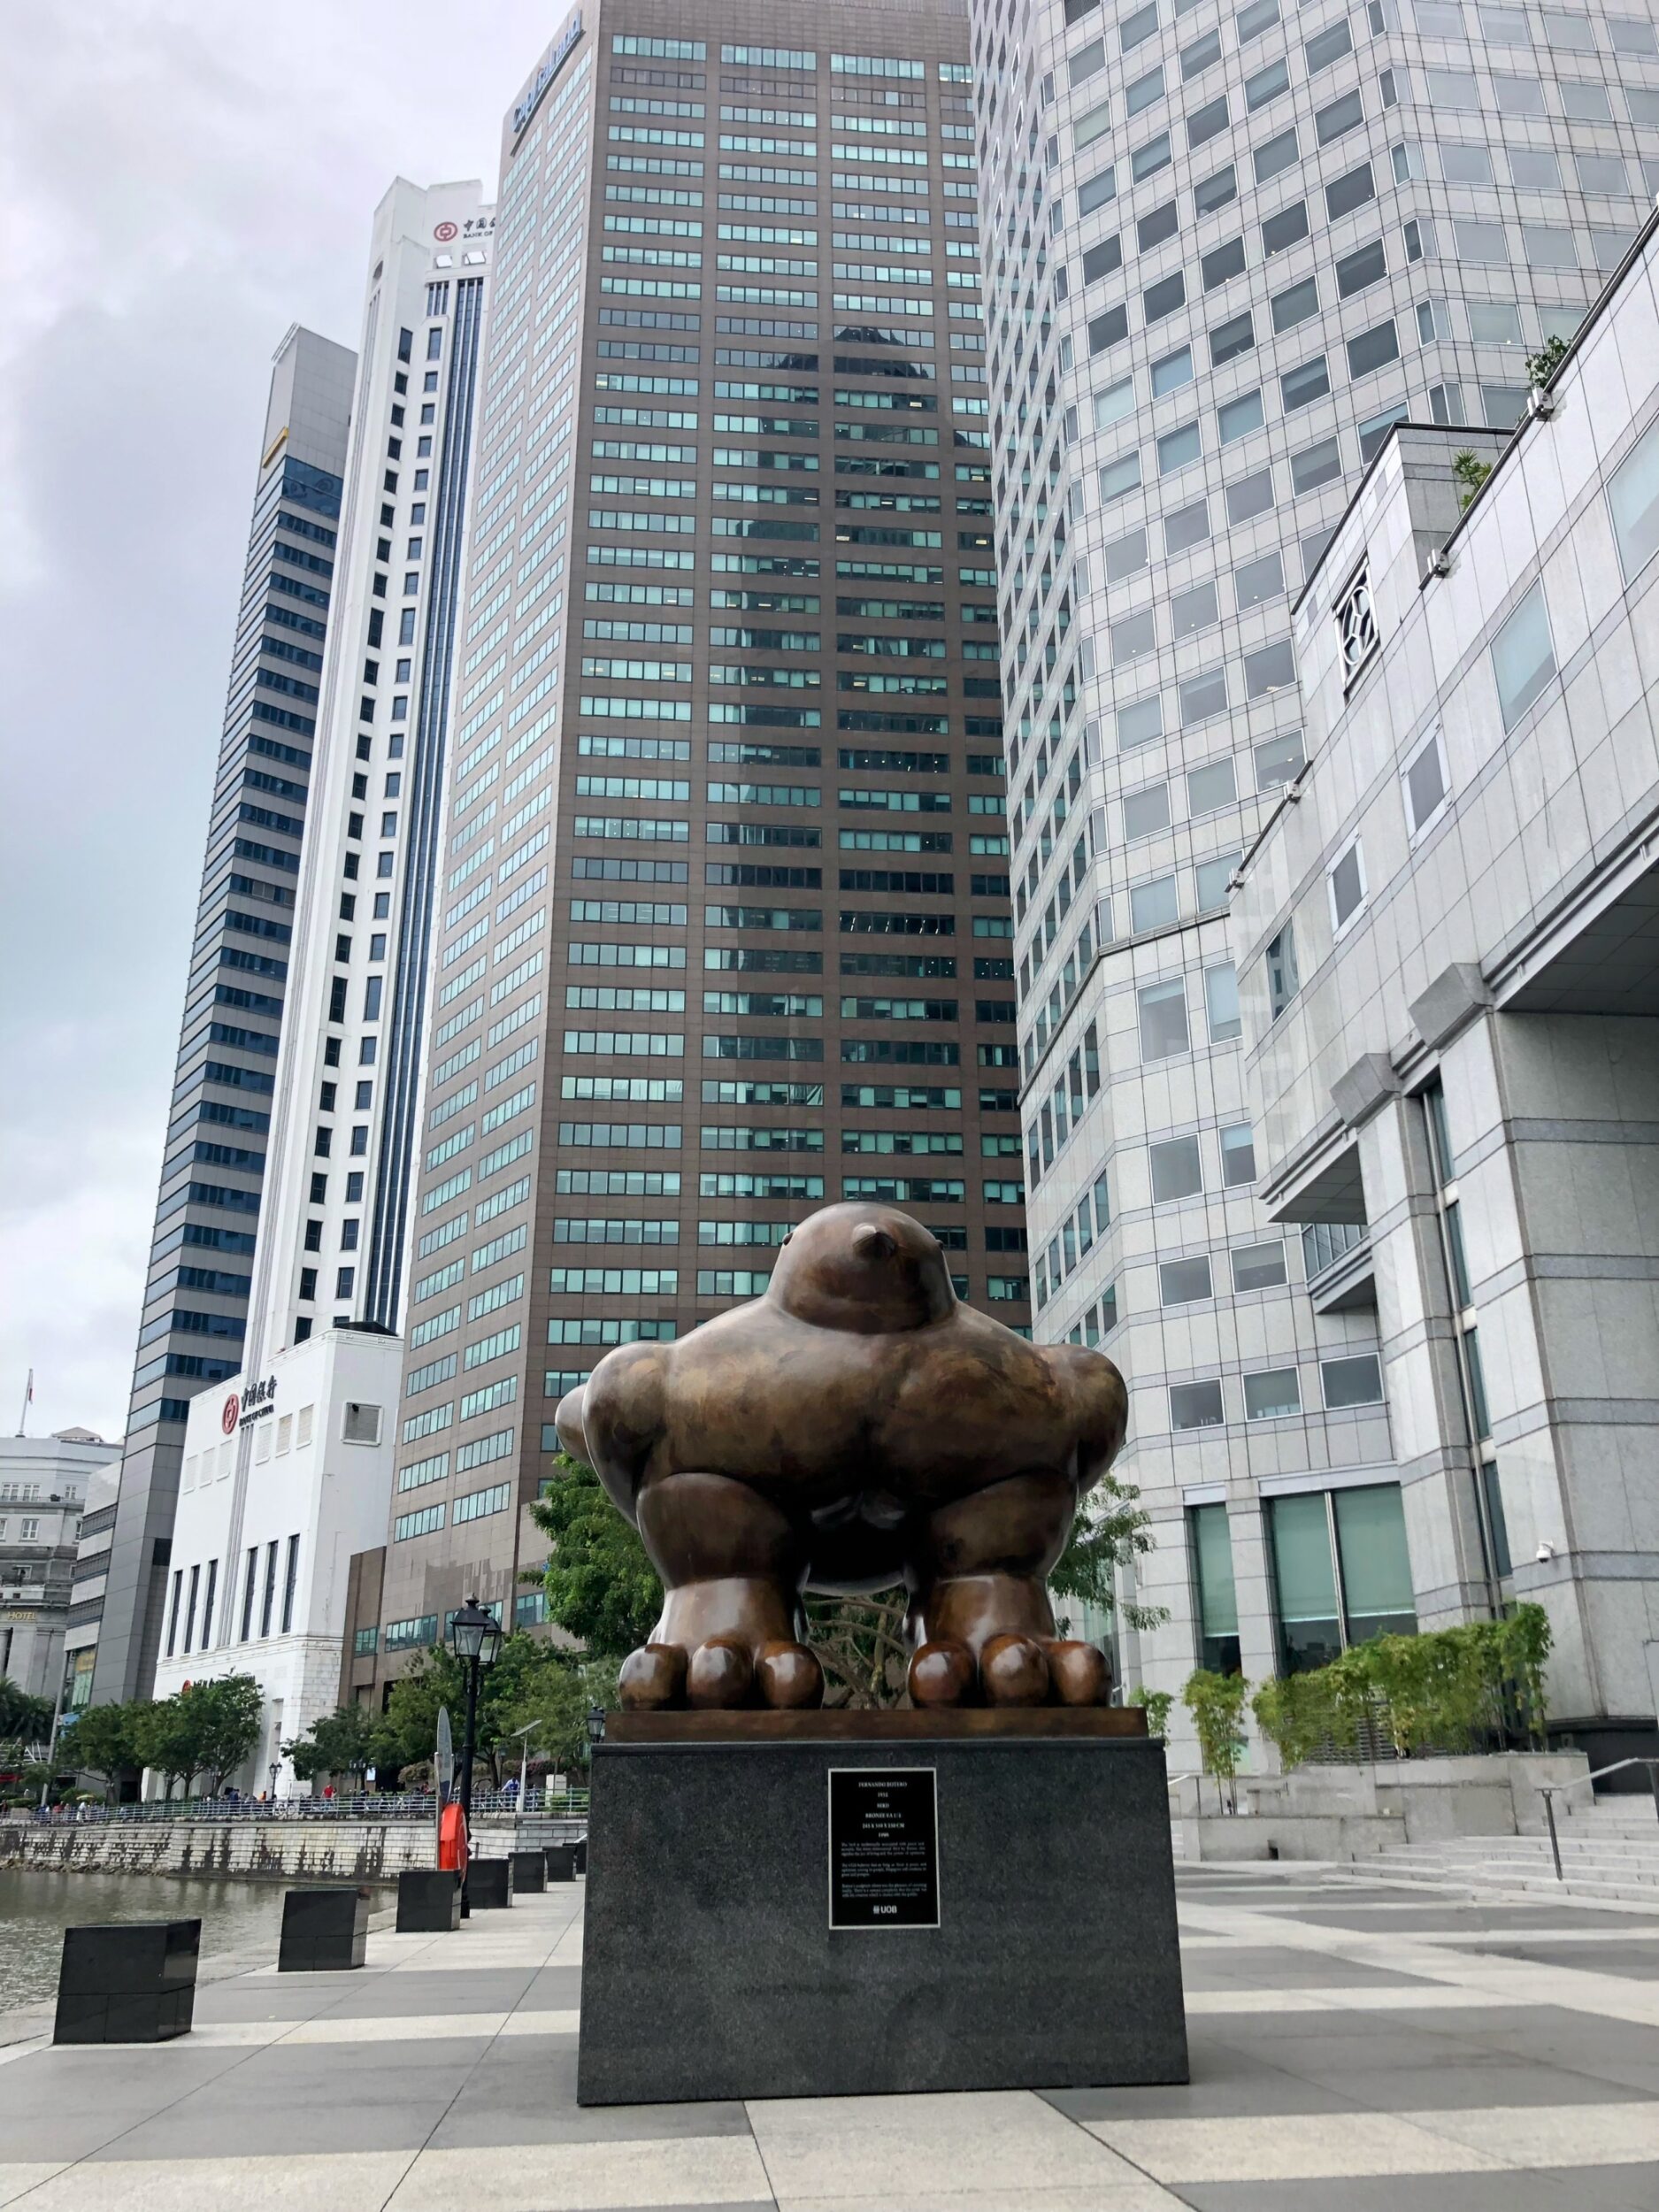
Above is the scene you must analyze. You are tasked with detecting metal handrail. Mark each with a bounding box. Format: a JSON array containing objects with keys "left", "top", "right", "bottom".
[{"left": 1538, "top": 1755, "right": 1659, "bottom": 1878}]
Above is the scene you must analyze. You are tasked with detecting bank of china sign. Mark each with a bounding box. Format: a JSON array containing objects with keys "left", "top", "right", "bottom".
[
  {"left": 220, "top": 1376, "right": 278, "bottom": 1435},
  {"left": 513, "top": 9, "right": 583, "bottom": 138}
]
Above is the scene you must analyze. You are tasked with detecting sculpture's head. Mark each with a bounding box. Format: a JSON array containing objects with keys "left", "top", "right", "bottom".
[{"left": 766, "top": 1202, "right": 956, "bottom": 1335}]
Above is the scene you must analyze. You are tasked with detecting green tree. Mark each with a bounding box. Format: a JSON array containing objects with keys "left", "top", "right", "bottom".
[
  {"left": 60, "top": 1700, "right": 146, "bottom": 1800},
  {"left": 530, "top": 1455, "right": 663, "bottom": 1658},
  {"left": 0, "top": 1678, "right": 54, "bottom": 1744},
  {"left": 1128, "top": 1685, "right": 1174, "bottom": 1743},
  {"left": 377, "top": 1630, "right": 599, "bottom": 1786},
  {"left": 133, "top": 1696, "right": 203, "bottom": 1798},
  {"left": 1050, "top": 1474, "right": 1169, "bottom": 1636},
  {"left": 1181, "top": 1668, "right": 1249, "bottom": 1787},
  {"left": 1525, "top": 333, "right": 1571, "bottom": 389},
  {"left": 284, "top": 1703, "right": 383, "bottom": 1787},
  {"left": 183, "top": 1677, "right": 264, "bottom": 1793},
  {"left": 1453, "top": 449, "right": 1494, "bottom": 509}
]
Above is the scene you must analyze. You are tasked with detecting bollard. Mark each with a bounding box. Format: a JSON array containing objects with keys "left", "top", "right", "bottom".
[
  {"left": 280, "top": 1886, "right": 372, "bottom": 1970},
  {"left": 545, "top": 1841, "right": 578, "bottom": 1882},
  {"left": 55, "top": 1921, "right": 201, "bottom": 2044},
  {"left": 469, "top": 1855, "right": 513, "bottom": 1909},
  {"left": 573, "top": 1837, "right": 588, "bottom": 1876},
  {"left": 396, "top": 1868, "right": 461, "bottom": 1932},
  {"left": 510, "top": 1849, "right": 546, "bottom": 1893}
]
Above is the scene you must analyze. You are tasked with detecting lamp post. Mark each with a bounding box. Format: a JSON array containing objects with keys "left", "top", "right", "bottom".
[
  {"left": 509, "top": 1719, "right": 543, "bottom": 1809},
  {"left": 448, "top": 1596, "right": 504, "bottom": 1916}
]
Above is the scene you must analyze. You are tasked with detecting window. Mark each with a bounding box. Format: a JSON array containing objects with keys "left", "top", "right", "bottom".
[
  {"left": 1265, "top": 923, "right": 1299, "bottom": 1017},
  {"left": 1452, "top": 219, "right": 1507, "bottom": 263},
  {"left": 1291, "top": 435, "right": 1343, "bottom": 492},
  {"left": 1094, "top": 374, "right": 1135, "bottom": 427},
  {"left": 1080, "top": 167, "right": 1118, "bottom": 215},
  {"left": 1119, "top": 695, "right": 1164, "bottom": 748},
  {"left": 1158, "top": 422, "right": 1202, "bottom": 474},
  {"left": 1074, "top": 100, "right": 1111, "bottom": 150},
  {"left": 1392, "top": 139, "right": 1425, "bottom": 183},
  {"left": 1323, "top": 1353, "right": 1384, "bottom": 1408},
  {"left": 1125, "top": 784, "right": 1172, "bottom": 839},
  {"left": 1083, "top": 234, "right": 1125, "bottom": 285},
  {"left": 1256, "top": 732, "right": 1303, "bottom": 788},
  {"left": 1183, "top": 27, "right": 1223, "bottom": 76},
  {"left": 1425, "top": 66, "right": 1479, "bottom": 106},
  {"left": 1166, "top": 498, "right": 1210, "bottom": 552},
  {"left": 1403, "top": 726, "right": 1448, "bottom": 833},
  {"left": 1329, "top": 840, "right": 1365, "bottom": 930},
  {"left": 1336, "top": 241, "right": 1387, "bottom": 300},
  {"left": 1177, "top": 575, "right": 1230, "bottom": 637},
  {"left": 1271, "top": 276, "right": 1320, "bottom": 334},
  {"left": 1336, "top": 562, "right": 1378, "bottom": 682},
  {"left": 1069, "top": 35, "right": 1106, "bottom": 83},
  {"left": 1244, "top": 1366, "right": 1301, "bottom": 1417},
  {"left": 1204, "top": 961, "right": 1242, "bottom": 1041},
  {"left": 1151, "top": 344, "right": 1194, "bottom": 398},
  {"left": 1520, "top": 225, "right": 1578, "bottom": 271},
  {"left": 1188, "top": 757, "right": 1237, "bottom": 814},
  {"left": 1144, "top": 272, "right": 1187, "bottom": 322},
  {"left": 1255, "top": 127, "right": 1300, "bottom": 182},
  {"left": 1089, "top": 304, "right": 1131, "bottom": 356},
  {"left": 1468, "top": 301, "right": 1522, "bottom": 347},
  {"left": 1196, "top": 852, "right": 1240, "bottom": 910},
  {"left": 1506, "top": 147, "right": 1559, "bottom": 189},
  {"left": 1609, "top": 418, "right": 1659, "bottom": 585},
  {"left": 1210, "top": 311, "right": 1256, "bottom": 366},
  {"left": 1441, "top": 143, "right": 1494, "bottom": 186},
  {"left": 1171, "top": 1379, "right": 1225, "bottom": 1430},
  {"left": 1150, "top": 1134, "right": 1203, "bottom": 1201},
  {"left": 1236, "top": 549, "right": 1285, "bottom": 607},
  {"left": 1100, "top": 451, "right": 1143, "bottom": 502},
  {"left": 1132, "top": 874, "right": 1180, "bottom": 931},
  {"left": 1127, "top": 64, "right": 1166, "bottom": 113},
  {"left": 1160, "top": 1255, "right": 1213, "bottom": 1304},
  {"left": 1111, "top": 609, "right": 1157, "bottom": 664},
  {"left": 1106, "top": 526, "right": 1149, "bottom": 580},
  {"left": 1255, "top": 210, "right": 1308, "bottom": 275},
  {"left": 1139, "top": 978, "right": 1190, "bottom": 1058},
  {"left": 1492, "top": 580, "right": 1556, "bottom": 731},
  {"left": 1133, "top": 131, "right": 1172, "bottom": 180},
  {"left": 1188, "top": 1502, "right": 1240, "bottom": 1671},
  {"left": 1315, "top": 90, "right": 1364, "bottom": 142},
  {"left": 1246, "top": 58, "right": 1289, "bottom": 108},
  {"left": 1281, "top": 357, "right": 1330, "bottom": 411},
  {"left": 1179, "top": 667, "right": 1228, "bottom": 726},
  {"left": 1202, "top": 236, "right": 1248, "bottom": 291},
  {"left": 1244, "top": 640, "right": 1294, "bottom": 697},
  {"left": 1220, "top": 1122, "right": 1256, "bottom": 1186},
  {"left": 1188, "top": 93, "right": 1232, "bottom": 147},
  {"left": 1194, "top": 165, "right": 1238, "bottom": 215},
  {"left": 1481, "top": 382, "right": 1526, "bottom": 431}
]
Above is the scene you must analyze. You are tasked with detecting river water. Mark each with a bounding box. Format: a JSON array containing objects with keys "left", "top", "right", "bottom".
[{"left": 0, "top": 1869, "right": 295, "bottom": 2018}]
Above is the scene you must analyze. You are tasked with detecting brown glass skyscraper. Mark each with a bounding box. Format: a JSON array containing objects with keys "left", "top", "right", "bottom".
[{"left": 355, "top": 0, "right": 1019, "bottom": 1688}]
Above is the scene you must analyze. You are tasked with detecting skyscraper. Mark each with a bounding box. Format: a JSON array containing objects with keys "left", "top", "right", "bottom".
[
  {"left": 972, "top": 0, "right": 1657, "bottom": 1711},
  {"left": 95, "top": 327, "right": 355, "bottom": 1706},
  {"left": 357, "top": 0, "right": 1014, "bottom": 1686},
  {"left": 139, "top": 179, "right": 496, "bottom": 1787}
]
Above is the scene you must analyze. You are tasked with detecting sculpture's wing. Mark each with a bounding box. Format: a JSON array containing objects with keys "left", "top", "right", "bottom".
[
  {"left": 1041, "top": 1342, "right": 1130, "bottom": 1494},
  {"left": 561, "top": 1339, "right": 670, "bottom": 1520}
]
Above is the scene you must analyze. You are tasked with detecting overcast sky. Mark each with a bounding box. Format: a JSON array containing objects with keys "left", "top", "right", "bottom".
[{"left": 0, "top": 3, "right": 555, "bottom": 1442}]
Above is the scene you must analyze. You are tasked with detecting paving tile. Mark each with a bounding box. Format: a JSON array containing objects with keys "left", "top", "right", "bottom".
[
  {"left": 747, "top": 2088, "right": 1147, "bottom": 2200},
  {"left": 772, "top": 2191, "right": 1181, "bottom": 2212},
  {"left": 388, "top": 2135, "right": 773, "bottom": 2209},
  {"left": 16, "top": 2150, "right": 418, "bottom": 2210},
  {"left": 1165, "top": 2170, "right": 1657, "bottom": 2212},
  {"left": 428, "top": 2045, "right": 752, "bottom": 2148},
  {"left": 1083, "top": 2109, "right": 1509, "bottom": 2182},
  {"left": 0, "top": 2167, "right": 71, "bottom": 2209},
  {"left": 1412, "top": 2101, "right": 1659, "bottom": 2167}
]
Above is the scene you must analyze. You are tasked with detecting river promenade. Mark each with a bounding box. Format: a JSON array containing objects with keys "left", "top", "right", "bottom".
[{"left": 2, "top": 1863, "right": 1659, "bottom": 2208}]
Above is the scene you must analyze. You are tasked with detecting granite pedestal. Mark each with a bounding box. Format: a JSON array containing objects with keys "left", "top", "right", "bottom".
[
  {"left": 469, "top": 1856, "right": 512, "bottom": 1909},
  {"left": 54, "top": 1920, "right": 200, "bottom": 2044},
  {"left": 396, "top": 1869, "right": 459, "bottom": 1932},
  {"left": 573, "top": 1838, "right": 588, "bottom": 1874},
  {"left": 577, "top": 1711, "right": 1187, "bottom": 2105},
  {"left": 279, "top": 1886, "right": 372, "bottom": 1971},
  {"left": 510, "top": 1849, "right": 546, "bottom": 1893},
  {"left": 545, "top": 1842, "right": 578, "bottom": 1882}
]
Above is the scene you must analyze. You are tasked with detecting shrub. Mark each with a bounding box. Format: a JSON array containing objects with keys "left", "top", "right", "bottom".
[
  {"left": 1181, "top": 1669, "right": 1249, "bottom": 1781},
  {"left": 1129, "top": 1686, "right": 1174, "bottom": 1743}
]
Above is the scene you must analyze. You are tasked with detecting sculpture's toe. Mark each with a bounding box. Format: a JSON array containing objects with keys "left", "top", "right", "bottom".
[
  {"left": 1046, "top": 1639, "right": 1110, "bottom": 1707},
  {"left": 980, "top": 1632, "right": 1051, "bottom": 1707},
  {"left": 687, "top": 1636, "right": 755, "bottom": 1708},
  {"left": 618, "top": 1641, "right": 687, "bottom": 1709},
  {"left": 757, "top": 1640, "right": 825, "bottom": 1709},
  {"left": 908, "top": 1637, "right": 975, "bottom": 1708}
]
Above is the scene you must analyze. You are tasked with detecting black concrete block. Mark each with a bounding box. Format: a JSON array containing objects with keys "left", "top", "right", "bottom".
[
  {"left": 279, "top": 1886, "right": 372, "bottom": 1971},
  {"left": 578, "top": 1736, "right": 1187, "bottom": 2105},
  {"left": 510, "top": 1850, "right": 546, "bottom": 1893},
  {"left": 468, "top": 1856, "right": 512, "bottom": 1909},
  {"left": 545, "top": 1842, "right": 578, "bottom": 1882},
  {"left": 55, "top": 1922, "right": 200, "bottom": 2044},
  {"left": 572, "top": 1838, "right": 588, "bottom": 1874},
  {"left": 396, "top": 1869, "right": 460, "bottom": 1932}
]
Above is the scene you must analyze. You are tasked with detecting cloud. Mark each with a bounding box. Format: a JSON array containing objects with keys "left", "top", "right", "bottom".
[{"left": 0, "top": 0, "right": 551, "bottom": 1435}]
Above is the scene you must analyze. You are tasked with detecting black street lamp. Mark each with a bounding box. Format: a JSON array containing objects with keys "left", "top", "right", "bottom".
[{"left": 449, "top": 1596, "right": 504, "bottom": 1916}]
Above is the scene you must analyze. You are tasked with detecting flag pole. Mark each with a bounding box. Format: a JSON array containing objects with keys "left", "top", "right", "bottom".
[{"left": 15, "top": 1368, "right": 32, "bottom": 1438}]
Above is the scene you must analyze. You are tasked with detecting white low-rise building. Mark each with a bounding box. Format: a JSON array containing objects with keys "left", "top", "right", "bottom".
[{"left": 151, "top": 1327, "right": 401, "bottom": 1793}]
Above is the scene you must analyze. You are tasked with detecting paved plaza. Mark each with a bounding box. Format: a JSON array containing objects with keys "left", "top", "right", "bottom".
[{"left": 1, "top": 1863, "right": 1658, "bottom": 2209}]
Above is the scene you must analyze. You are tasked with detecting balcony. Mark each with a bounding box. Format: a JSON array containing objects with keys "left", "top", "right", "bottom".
[{"left": 1302, "top": 1220, "right": 1374, "bottom": 1312}]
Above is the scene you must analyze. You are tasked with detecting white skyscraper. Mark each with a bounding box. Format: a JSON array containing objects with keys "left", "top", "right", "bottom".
[
  {"left": 972, "top": 0, "right": 1657, "bottom": 1735},
  {"left": 149, "top": 178, "right": 495, "bottom": 1790}
]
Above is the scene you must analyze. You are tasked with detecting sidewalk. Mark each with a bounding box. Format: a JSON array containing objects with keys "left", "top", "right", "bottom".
[{"left": 1, "top": 1864, "right": 1658, "bottom": 2208}]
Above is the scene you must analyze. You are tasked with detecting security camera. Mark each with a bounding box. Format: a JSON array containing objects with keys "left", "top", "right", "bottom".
[{"left": 1535, "top": 1540, "right": 1555, "bottom": 1563}]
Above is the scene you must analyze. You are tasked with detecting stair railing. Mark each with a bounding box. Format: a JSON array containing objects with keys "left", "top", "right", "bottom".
[{"left": 1538, "top": 1755, "right": 1659, "bottom": 1879}]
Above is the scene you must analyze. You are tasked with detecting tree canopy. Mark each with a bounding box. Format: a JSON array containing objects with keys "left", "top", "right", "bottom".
[{"left": 530, "top": 1455, "right": 663, "bottom": 1659}]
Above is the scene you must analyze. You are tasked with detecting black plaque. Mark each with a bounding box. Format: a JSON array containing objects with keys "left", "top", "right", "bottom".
[{"left": 827, "top": 1766, "right": 940, "bottom": 1929}]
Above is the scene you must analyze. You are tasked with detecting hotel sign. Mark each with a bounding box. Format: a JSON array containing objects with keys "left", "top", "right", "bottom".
[{"left": 513, "top": 9, "right": 583, "bottom": 138}]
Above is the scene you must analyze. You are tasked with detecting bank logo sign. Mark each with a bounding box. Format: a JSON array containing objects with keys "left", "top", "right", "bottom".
[{"left": 513, "top": 8, "right": 583, "bottom": 138}]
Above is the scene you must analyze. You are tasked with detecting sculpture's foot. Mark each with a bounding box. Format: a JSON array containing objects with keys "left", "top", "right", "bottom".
[
  {"left": 907, "top": 1631, "right": 1108, "bottom": 1707},
  {"left": 617, "top": 1578, "right": 826, "bottom": 1710}
]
